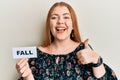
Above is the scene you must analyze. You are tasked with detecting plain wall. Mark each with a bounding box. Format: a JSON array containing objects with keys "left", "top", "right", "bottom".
[{"left": 0, "top": 0, "right": 120, "bottom": 79}]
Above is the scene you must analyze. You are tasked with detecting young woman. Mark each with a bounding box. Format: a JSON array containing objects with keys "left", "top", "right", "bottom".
[{"left": 16, "top": 2, "right": 117, "bottom": 80}]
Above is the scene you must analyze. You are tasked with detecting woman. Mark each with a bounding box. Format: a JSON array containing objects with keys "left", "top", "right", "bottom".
[{"left": 16, "top": 2, "right": 117, "bottom": 80}]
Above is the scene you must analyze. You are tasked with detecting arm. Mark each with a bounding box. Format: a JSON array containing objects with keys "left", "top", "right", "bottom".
[
  {"left": 77, "top": 39, "right": 117, "bottom": 79},
  {"left": 23, "top": 73, "right": 34, "bottom": 80},
  {"left": 92, "top": 55, "right": 106, "bottom": 78},
  {"left": 92, "top": 56, "right": 117, "bottom": 79},
  {"left": 77, "top": 39, "right": 106, "bottom": 78}
]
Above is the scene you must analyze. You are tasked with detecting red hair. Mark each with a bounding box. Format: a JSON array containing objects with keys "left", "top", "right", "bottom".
[{"left": 42, "top": 2, "right": 82, "bottom": 47}]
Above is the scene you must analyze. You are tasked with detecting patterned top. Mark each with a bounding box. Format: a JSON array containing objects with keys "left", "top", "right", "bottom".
[{"left": 18, "top": 44, "right": 118, "bottom": 80}]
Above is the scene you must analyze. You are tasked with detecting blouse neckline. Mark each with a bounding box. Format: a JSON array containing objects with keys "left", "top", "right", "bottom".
[{"left": 37, "top": 43, "right": 83, "bottom": 57}]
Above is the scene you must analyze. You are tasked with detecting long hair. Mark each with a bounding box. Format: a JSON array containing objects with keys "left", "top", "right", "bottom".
[{"left": 42, "top": 2, "right": 82, "bottom": 47}]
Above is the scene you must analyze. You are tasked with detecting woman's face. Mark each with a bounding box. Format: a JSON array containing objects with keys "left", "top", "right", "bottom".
[{"left": 50, "top": 6, "right": 73, "bottom": 41}]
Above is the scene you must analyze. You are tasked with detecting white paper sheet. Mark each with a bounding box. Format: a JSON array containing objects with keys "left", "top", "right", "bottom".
[{"left": 12, "top": 46, "right": 37, "bottom": 59}]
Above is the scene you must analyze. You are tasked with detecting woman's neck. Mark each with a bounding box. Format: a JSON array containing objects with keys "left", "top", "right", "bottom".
[
  {"left": 52, "top": 39, "right": 74, "bottom": 49},
  {"left": 50, "top": 39, "right": 79, "bottom": 55}
]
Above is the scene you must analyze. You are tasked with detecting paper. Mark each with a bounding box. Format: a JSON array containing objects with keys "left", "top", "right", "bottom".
[{"left": 12, "top": 46, "right": 37, "bottom": 59}]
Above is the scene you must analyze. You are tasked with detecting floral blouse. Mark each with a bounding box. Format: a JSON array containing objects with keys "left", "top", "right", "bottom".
[{"left": 18, "top": 44, "right": 117, "bottom": 80}]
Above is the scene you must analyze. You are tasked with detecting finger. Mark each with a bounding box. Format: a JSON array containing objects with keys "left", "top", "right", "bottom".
[
  {"left": 17, "top": 58, "right": 28, "bottom": 66},
  {"left": 19, "top": 63, "right": 28, "bottom": 74},
  {"left": 16, "top": 58, "right": 25, "bottom": 70},
  {"left": 17, "top": 58, "right": 28, "bottom": 70},
  {"left": 77, "top": 54, "right": 82, "bottom": 59},
  {"left": 17, "top": 58, "right": 26, "bottom": 66},
  {"left": 76, "top": 52, "right": 82, "bottom": 59},
  {"left": 79, "top": 57, "right": 87, "bottom": 64},
  {"left": 78, "top": 57, "right": 86, "bottom": 64},
  {"left": 22, "top": 68, "right": 32, "bottom": 77},
  {"left": 83, "top": 38, "right": 90, "bottom": 49},
  {"left": 20, "top": 58, "right": 28, "bottom": 68},
  {"left": 77, "top": 60, "right": 81, "bottom": 64}
]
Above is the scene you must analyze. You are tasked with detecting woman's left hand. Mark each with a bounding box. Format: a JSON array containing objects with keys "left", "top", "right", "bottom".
[{"left": 76, "top": 39, "right": 100, "bottom": 65}]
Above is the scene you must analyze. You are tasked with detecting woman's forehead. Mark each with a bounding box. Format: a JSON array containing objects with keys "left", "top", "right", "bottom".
[{"left": 51, "top": 6, "right": 70, "bottom": 15}]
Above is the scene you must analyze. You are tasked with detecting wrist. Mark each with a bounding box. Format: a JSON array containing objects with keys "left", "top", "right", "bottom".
[
  {"left": 92, "top": 56, "right": 103, "bottom": 67},
  {"left": 91, "top": 52, "right": 100, "bottom": 64},
  {"left": 24, "top": 72, "right": 34, "bottom": 80}
]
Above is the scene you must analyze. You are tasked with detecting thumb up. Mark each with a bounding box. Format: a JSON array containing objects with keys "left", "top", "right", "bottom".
[{"left": 76, "top": 39, "right": 99, "bottom": 64}]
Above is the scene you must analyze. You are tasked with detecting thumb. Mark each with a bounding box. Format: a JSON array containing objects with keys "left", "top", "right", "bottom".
[{"left": 84, "top": 38, "right": 90, "bottom": 49}]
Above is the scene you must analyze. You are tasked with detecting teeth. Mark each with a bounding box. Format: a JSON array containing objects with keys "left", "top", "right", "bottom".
[
  {"left": 56, "top": 27, "right": 66, "bottom": 31},
  {"left": 58, "top": 28, "right": 65, "bottom": 30}
]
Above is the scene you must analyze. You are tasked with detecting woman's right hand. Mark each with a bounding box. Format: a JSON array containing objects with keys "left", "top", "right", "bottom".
[{"left": 16, "top": 58, "right": 34, "bottom": 80}]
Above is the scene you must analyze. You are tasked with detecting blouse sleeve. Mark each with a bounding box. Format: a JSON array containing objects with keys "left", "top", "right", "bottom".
[
  {"left": 86, "top": 44, "right": 118, "bottom": 80},
  {"left": 93, "top": 63, "right": 118, "bottom": 80},
  {"left": 18, "top": 77, "right": 23, "bottom": 80}
]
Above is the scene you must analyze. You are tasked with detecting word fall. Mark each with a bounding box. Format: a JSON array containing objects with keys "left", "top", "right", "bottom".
[{"left": 17, "top": 50, "right": 33, "bottom": 55}]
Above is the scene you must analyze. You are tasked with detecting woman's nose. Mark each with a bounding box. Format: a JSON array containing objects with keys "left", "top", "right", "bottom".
[{"left": 57, "top": 17, "right": 64, "bottom": 24}]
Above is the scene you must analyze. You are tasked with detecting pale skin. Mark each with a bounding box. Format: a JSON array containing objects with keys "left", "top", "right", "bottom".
[{"left": 16, "top": 6, "right": 106, "bottom": 80}]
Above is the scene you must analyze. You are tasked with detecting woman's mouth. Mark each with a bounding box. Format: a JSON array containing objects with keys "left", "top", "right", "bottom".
[
  {"left": 56, "top": 27, "right": 65, "bottom": 31},
  {"left": 56, "top": 27, "right": 67, "bottom": 32}
]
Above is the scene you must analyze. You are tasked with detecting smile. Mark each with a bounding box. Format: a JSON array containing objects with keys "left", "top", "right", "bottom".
[{"left": 56, "top": 27, "right": 67, "bottom": 31}]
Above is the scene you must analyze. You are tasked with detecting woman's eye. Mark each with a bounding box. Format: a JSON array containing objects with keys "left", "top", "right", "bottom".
[
  {"left": 64, "top": 16, "right": 70, "bottom": 19},
  {"left": 51, "top": 16, "right": 57, "bottom": 19}
]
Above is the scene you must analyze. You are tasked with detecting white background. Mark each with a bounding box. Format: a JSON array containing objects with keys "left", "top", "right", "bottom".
[{"left": 0, "top": 0, "right": 120, "bottom": 79}]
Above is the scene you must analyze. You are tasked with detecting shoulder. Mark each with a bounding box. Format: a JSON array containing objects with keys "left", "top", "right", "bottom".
[
  {"left": 37, "top": 45, "right": 51, "bottom": 53},
  {"left": 28, "top": 46, "right": 50, "bottom": 62}
]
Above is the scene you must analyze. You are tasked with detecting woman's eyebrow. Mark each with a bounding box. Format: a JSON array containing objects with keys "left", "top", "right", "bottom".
[
  {"left": 51, "top": 14, "right": 58, "bottom": 16},
  {"left": 63, "top": 13, "right": 70, "bottom": 15},
  {"left": 51, "top": 13, "right": 70, "bottom": 16}
]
